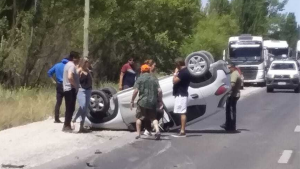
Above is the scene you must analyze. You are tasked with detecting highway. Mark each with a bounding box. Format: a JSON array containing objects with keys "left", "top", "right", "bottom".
[{"left": 34, "top": 87, "right": 300, "bottom": 169}]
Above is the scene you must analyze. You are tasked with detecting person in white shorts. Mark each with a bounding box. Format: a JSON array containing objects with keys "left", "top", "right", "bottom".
[{"left": 172, "top": 58, "right": 191, "bottom": 137}]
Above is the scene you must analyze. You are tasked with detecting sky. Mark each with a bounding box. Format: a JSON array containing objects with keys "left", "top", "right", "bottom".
[{"left": 201, "top": 0, "right": 300, "bottom": 24}]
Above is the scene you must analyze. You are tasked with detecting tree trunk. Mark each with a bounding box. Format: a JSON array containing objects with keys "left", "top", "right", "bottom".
[{"left": 83, "top": 0, "right": 90, "bottom": 58}]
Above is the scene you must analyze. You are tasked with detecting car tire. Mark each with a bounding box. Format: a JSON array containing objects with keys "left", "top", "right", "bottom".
[
  {"left": 185, "top": 52, "right": 211, "bottom": 78},
  {"left": 101, "top": 87, "right": 117, "bottom": 98},
  {"left": 89, "top": 90, "right": 110, "bottom": 114},
  {"left": 198, "top": 50, "right": 215, "bottom": 63},
  {"left": 267, "top": 87, "right": 273, "bottom": 93}
]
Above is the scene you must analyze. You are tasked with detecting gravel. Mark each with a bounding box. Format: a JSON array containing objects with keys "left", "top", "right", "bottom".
[{"left": 0, "top": 118, "right": 128, "bottom": 169}]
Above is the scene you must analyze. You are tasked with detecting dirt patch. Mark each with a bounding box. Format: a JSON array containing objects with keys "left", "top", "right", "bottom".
[{"left": 0, "top": 118, "right": 128, "bottom": 169}]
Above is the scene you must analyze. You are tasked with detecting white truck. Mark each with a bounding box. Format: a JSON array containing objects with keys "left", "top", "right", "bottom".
[
  {"left": 263, "top": 40, "right": 290, "bottom": 68},
  {"left": 226, "top": 34, "right": 267, "bottom": 86},
  {"left": 296, "top": 40, "right": 300, "bottom": 60}
]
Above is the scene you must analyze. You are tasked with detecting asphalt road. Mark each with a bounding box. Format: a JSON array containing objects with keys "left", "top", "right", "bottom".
[{"left": 37, "top": 87, "right": 300, "bottom": 169}]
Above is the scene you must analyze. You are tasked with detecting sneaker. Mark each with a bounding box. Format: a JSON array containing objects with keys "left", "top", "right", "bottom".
[
  {"left": 62, "top": 126, "right": 73, "bottom": 133},
  {"left": 54, "top": 119, "right": 63, "bottom": 123},
  {"left": 135, "top": 135, "right": 141, "bottom": 139},
  {"left": 171, "top": 133, "right": 186, "bottom": 138},
  {"left": 155, "top": 132, "right": 161, "bottom": 140},
  {"left": 143, "top": 130, "right": 152, "bottom": 136},
  {"left": 220, "top": 123, "right": 227, "bottom": 129},
  {"left": 78, "top": 127, "right": 92, "bottom": 133}
]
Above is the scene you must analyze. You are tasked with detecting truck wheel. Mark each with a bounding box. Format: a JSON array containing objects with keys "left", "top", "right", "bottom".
[
  {"left": 294, "top": 86, "right": 300, "bottom": 93},
  {"left": 185, "top": 52, "right": 210, "bottom": 78},
  {"left": 267, "top": 87, "right": 273, "bottom": 93}
]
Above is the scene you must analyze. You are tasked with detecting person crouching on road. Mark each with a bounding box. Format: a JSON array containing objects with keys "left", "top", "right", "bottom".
[
  {"left": 62, "top": 51, "right": 80, "bottom": 133},
  {"left": 172, "top": 57, "right": 191, "bottom": 138},
  {"left": 47, "top": 57, "right": 69, "bottom": 123},
  {"left": 142, "top": 59, "right": 163, "bottom": 136},
  {"left": 72, "top": 57, "right": 93, "bottom": 133},
  {"left": 130, "top": 64, "right": 162, "bottom": 140},
  {"left": 221, "top": 62, "right": 242, "bottom": 131}
]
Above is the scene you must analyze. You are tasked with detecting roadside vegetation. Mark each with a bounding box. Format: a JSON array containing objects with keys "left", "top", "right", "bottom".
[{"left": 0, "top": 0, "right": 299, "bottom": 130}]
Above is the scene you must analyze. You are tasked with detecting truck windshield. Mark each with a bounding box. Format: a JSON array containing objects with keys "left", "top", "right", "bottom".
[
  {"left": 268, "top": 48, "right": 288, "bottom": 56},
  {"left": 270, "top": 63, "right": 295, "bottom": 70},
  {"left": 229, "top": 47, "right": 262, "bottom": 60}
]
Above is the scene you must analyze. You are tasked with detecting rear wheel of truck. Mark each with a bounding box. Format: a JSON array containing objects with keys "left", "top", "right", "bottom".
[{"left": 267, "top": 87, "right": 273, "bottom": 93}]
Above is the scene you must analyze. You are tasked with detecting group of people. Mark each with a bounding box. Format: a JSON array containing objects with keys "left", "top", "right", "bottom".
[
  {"left": 48, "top": 51, "right": 93, "bottom": 133},
  {"left": 48, "top": 52, "right": 242, "bottom": 136}
]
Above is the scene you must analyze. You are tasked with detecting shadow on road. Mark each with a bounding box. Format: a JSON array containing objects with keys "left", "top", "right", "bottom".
[{"left": 183, "top": 129, "right": 250, "bottom": 134}]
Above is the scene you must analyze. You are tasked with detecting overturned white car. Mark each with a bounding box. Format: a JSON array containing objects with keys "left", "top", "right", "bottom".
[{"left": 86, "top": 51, "right": 231, "bottom": 131}]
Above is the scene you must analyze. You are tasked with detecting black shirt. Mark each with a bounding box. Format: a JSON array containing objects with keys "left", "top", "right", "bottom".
[
  {"left": 173, "top": 67, "right": 191, "bottom": 97},
  {"left": 79, "top": 72, "right": 92, "bottom": 90}
]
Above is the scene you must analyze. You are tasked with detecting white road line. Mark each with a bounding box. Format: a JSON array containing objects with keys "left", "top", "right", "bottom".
[
  {"left": 278, "top": 150, "right": 293, "bottom": 164},
  {"left": 294, "top": 126, "right": 300, "bottom": 132}
]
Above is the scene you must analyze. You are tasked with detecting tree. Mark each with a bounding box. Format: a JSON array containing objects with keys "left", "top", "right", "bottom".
[
  {"left": 231, "top": 0, "right": 269, "bottom": 35},
  {"left": 279, "top": 13, "right": 299, "bottom": 48},
  {"left": 208, "top": 0, "right": 231, "bottom": 16}
]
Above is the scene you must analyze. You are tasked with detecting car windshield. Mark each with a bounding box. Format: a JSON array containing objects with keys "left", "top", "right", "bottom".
[
  {"left": 268, "top": 48, "right": 288, "bottom": 56},
  {"left": 229, "top": 47, "right": 262, "bottom": 60},
  {"left": 270, "top": 63, "right": 296, "bottom": 70}
]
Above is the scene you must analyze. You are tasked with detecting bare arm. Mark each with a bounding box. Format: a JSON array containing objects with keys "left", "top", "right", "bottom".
[
  {"left": 173, "top": 68, "right": 180, "bottom": 84},
  {"left": 119, "top": 72, "right": 124, "bottom": 90},
  {"left": 130, "top": 88, "right": 139, "bottom": 110}
]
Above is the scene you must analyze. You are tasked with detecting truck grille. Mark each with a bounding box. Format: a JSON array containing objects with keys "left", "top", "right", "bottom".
[
  {"left": 239, "top": 67, "right": 258, "bottom": 80},
  {"left": 274, "top": 75, "right": 290, "bottom": 79}
]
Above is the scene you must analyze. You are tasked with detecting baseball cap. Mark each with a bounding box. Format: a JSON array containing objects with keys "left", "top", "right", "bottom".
[{"left": 141, "top": 64, "right": 150, "bottom": 72}]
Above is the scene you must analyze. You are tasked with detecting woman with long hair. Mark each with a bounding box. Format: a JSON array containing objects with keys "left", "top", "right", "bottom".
[{"left": 72, "top": 57, "right": 93, "bottom": 133}]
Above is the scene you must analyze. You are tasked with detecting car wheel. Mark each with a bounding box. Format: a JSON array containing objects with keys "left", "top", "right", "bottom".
[
  {"left": 267, "top": 87, "right": 273, "bottom": 93},
  {"left": 101, "top": 87, "right": 117, "bottom": 98},
  {"left": 89, "top": 90, "right": 110, "bottom": 114},
  {"left": 185, "top": 52, "right": 211, "bottom": 78},
  {"left": 101, "top": 87, "right": 118, "bottom": 115},
  {"left": 198, "top": 51, "right": 215, "bottom": 63}
]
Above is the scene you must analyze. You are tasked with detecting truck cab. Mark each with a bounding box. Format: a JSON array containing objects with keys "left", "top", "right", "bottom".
[
  {"left": 296, "top": 40, "right": 300, "bottom": 61},
  {"left": 263, "top": 40, "right": 290, "bottom": 68},
  {"left": 226, "top": 34, "right": 266, "bottom": 86}
]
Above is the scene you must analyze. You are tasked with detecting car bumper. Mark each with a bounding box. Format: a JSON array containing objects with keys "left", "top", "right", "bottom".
[
  {"left": 266, "top": 78, "right": 299, "bottom": 89},
  {"left": 244, "top": 79, "right": 265, "bottom": 83}
]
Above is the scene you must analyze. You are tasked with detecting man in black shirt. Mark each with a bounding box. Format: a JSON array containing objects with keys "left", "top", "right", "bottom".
[{"left": 172, "top": 58, "right": 191, "bottom": 137}]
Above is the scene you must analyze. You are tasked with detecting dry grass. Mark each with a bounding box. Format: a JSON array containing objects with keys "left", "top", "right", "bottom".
[{"left": 0, "top": 82, "right": 118, "bottom": 131}]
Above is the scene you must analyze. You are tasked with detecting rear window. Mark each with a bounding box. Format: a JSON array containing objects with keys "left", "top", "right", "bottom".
[{"left": 270, "top": 63, "right": 296, "bottom": 70}]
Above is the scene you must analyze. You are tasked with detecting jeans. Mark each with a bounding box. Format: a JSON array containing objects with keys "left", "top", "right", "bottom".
[
  {"left": 64, "top": 88, "right": 77, "bottom": 127},
  {"left": 225, "top": 96, "right": 239, "bottom": 130},
  {"left": 73, "top": 88, "right": 91, "bottom": 126},
  {"left": 54, "top": 83, "right": 64, "bottom": 121}
]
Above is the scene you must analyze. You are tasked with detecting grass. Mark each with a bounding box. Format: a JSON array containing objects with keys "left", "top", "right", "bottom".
[{"left": 0, "top": 82, "right": 118, "bottom": 131}]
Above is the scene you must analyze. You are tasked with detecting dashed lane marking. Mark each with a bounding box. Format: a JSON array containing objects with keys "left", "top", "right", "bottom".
[
  {"left": 278, "top": 150, "right": 293, "bottom": 164},
  {"left": 294, "top": 126, "right": 300, "bottom": 132}
]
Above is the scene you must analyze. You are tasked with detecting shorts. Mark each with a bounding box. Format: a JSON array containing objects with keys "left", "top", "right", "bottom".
[
  {"left": 173, "top": 96, "right": 187, "bottom": 114},
  {"left": 136, "top": 106, "right": 157, "bottom": 121}
]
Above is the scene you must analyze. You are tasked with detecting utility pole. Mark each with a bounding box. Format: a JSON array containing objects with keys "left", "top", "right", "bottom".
[{"left": 83, "top": 0, "right": 90, "bottom": 58}]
